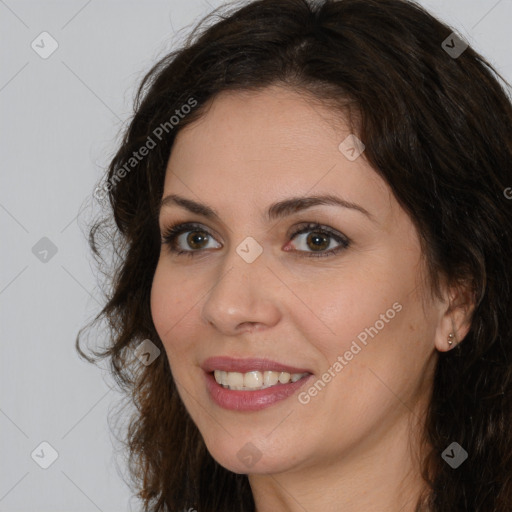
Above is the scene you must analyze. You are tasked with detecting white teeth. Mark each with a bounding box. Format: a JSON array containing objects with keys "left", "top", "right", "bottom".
[
  {"left": 263, "top": 370, "right": 279, "bottom": 386},
  {"left": 213, "top": 370, "right": 309, "bottom": 390},
  {"left": 278, "top": 372, "right": 291, "bottom": 383},
  {"left": 244, "top": 371, "right": 263, "bottom": 388}
]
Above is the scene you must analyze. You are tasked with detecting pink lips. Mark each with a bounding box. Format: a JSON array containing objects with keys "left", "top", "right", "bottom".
[{"left": 201, "top": 356, "right": 313, "bottom": 412}]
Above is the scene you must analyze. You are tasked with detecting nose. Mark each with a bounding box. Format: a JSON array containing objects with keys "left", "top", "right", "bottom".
[{"left": 200, "top": 251, "right": 281, "bottom": 335}]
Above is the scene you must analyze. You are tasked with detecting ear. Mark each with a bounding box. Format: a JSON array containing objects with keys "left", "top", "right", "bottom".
[{"left": 434, "top": 279, "right": 476, "bottom": 352}]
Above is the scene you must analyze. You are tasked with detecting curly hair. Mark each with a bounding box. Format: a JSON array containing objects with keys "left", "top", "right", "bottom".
[{"left": 76, "top": 0, "right": 512, "bottom": 510}]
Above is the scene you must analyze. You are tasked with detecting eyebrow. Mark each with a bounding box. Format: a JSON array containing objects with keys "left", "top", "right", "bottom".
[{"left": 160, "top": 193, "right": 374, "bottom": 223}]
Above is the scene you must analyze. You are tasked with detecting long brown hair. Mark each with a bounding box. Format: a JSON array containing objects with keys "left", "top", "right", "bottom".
[{"left": 77, "top": 0, "right": 512, "bottom": 510}]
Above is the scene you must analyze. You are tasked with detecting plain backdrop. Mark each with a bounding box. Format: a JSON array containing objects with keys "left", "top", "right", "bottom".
[{"left": 1, "top": 0, "right": 511, "bottom": 510}]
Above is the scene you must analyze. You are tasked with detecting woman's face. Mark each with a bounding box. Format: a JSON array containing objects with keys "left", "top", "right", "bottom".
[{"left": 151, "top": 85, "right": 445, "bottom": 476}]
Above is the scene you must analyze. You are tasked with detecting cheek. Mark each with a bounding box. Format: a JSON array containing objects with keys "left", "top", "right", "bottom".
[
  {"left": 301, "top": 255, "right": 431, "bottom": 412},
  {"left": 303, "top": 265, "right": 402, "bottom": 356},
  {"left": 150, "top": 264, "right": 171, "bottom": 334},
  {"left": 150, "top": 261, "right": 196, "bottom": 351}
]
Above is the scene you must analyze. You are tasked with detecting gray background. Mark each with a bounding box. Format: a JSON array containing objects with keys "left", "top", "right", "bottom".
[{"left": 1, "top": 0, "right": 510, "bottom": 510}]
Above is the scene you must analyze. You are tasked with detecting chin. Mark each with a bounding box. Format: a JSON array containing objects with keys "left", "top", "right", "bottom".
[{"left": 203, "top": 435, "right": 305, "bottom": 475}]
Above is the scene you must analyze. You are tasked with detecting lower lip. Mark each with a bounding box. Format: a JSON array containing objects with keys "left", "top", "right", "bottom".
[{"left": 204, "top": 371, "right": 313, "bottom": 411}]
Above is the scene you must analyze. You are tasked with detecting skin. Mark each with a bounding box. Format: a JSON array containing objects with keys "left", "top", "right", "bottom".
[{"left": 150, "top": 85, "right": 473, "bottom": 512}]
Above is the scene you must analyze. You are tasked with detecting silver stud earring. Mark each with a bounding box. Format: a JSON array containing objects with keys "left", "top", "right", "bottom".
[{"left": 448, "top": 332, "right": 455, "bottom": 347}]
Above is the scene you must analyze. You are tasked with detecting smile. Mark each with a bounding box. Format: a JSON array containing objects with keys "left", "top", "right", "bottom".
[
  {"left": 203, "top": 371, "right": 313, "bottom": 411},
  {"left": 213, "top": 370, "right": 310, "bottom": 390}
]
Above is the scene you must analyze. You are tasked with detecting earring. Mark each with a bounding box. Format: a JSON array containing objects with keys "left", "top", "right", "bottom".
[{"left": 448, "top": 332, "right": 455, "bottom": 347}]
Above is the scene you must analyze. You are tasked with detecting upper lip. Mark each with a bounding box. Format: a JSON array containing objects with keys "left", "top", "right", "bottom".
[{"left": 201, "top": 356, "right": 312, "bottom": 375}]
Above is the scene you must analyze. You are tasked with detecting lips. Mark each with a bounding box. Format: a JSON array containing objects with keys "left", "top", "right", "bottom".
[
  {"left": 203, "top": 370, "right": 314, "bottom": 411},
  {"left": 201, "top": 356, "right": 312, "bottom": 375}
]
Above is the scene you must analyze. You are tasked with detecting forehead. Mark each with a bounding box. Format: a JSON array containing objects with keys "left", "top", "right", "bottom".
[
  {"left": 163, "top": 85, "right": 393, "bottom": 223},
  {"left": 173, "top": 85, "right": 351, "bottom": 158}
]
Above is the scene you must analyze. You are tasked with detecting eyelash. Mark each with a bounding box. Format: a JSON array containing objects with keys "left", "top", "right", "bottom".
[{"left": 161, "top": 221, "right": 351, "bottom": 259}]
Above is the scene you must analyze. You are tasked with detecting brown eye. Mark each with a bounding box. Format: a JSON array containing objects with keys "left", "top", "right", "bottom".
[
  {"left": 305, "top": 232, "right": 330, "bottom": 252},
  {"left": 161, "top": 222, "right": 221, "bottom": 256},
  {"left": 287, "top": 222, "right": 350, "bottom": 258},
  {"left": 186, "top": 231, "right": 210, "bottom": 250},
  {"left": 162, "top": 221, "right": 350, "bottom": 259}
]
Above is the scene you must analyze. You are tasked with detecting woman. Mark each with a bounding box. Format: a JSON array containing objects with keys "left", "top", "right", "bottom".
[{"left": 77, "top": 0, "right": 512, "bottom": 510}]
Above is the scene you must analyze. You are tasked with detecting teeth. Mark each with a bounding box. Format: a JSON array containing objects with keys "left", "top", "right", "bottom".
[
  {"left": 213, "top": 370, "right": 309, "bottom": 390},
  {"left": 244, "top": 371, "right": 263, "bottom": 388},
  {"left": 278, "top": 372, "right": 290, "bottom": 383},
  {"left": 263, "top": 370, "right": 279, "bottom": 387}
]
